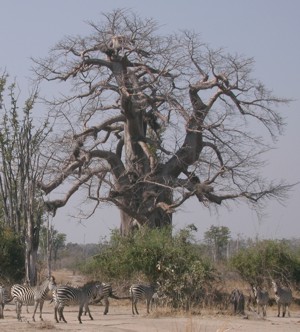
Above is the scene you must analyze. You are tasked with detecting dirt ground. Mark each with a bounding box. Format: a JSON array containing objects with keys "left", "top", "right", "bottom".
[
  {"left": 1, "top": 300, "right": 300, "bottom": 332},
  {"left": 1, "top": 269, "right": 299, "bottom": 331}
]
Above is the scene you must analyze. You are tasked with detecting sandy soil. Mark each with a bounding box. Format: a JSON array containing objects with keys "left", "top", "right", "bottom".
[{"left": 1, "top": 300, "right": 300, "bottom": 332}]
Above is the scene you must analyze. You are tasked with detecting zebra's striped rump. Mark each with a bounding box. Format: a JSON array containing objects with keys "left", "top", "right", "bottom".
[
  {"left": 129, "top": 284, "right": 156, "bottom": 315},
  {"left": 272, "top": 281, "right": 292, "bottom": 317},
  {"left": 253, "top": 286, "right": 269, "bottom": 317}
]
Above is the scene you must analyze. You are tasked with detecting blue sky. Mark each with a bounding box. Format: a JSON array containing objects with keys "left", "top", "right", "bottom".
[{"left": 1, "top": 0, "right": 299, "bottom": 243}]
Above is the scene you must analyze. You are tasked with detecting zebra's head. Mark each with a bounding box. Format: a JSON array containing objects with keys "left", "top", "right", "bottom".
[
  {"left": 271, "top": 280, "right": 278, "bottom": 294},
  {"left": 252, "top": 286, "right": 260, "bottom": 298},
  {"left": 48, "top": 276, "right": 57, "bottom": 291}
]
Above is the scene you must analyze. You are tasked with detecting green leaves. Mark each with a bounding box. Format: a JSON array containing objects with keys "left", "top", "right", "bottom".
[
  {"left": 81, "top": 225, "right": 216, "bottom": 309},
  {"left": 230, "top": 240, "right": 300, "bottom": 285},
  {"left": 0, "top": 226, "right": 24, "bottom": 282}
]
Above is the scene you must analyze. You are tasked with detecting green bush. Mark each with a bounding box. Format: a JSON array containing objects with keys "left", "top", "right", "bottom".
[
  {"left": 230, "top": 239, "right": 300, "bottom": 286},
  {"left": 80, "top": 225, "right": 216, "bottom": 310},
  {"left": 0, "top": 226, "right": 25, "bottom": 283}
]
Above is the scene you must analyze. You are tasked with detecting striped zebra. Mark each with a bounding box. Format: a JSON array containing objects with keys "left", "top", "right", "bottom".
[
  {"left": 0, "top": 285, "right": 8, "bottom": 319},
  {"left": 252, "top": 286, "right": 269, "bottom": 317},
  {"left": 230, "top": 289, "right": 245, "bottom": 315},
  {"left": 53, "top": 281, "right": 101, "bottom": 324},
  {"left": 129, "top": 284, "right": 156, "bottom": 315},
  {"left": 0, "top": 285, "right": 13, "bottom": 319},
  {"left": 10, "top": 275, "right": 56, "bottom": 321},
  {"left": 271, "top": 280, "right": 292, "bottom": 317},
  {"left": 87, "top": 282, "right": 130, "bottom": 315}
]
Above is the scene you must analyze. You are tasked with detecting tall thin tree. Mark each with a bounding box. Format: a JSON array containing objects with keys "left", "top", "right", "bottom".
[{"left": 0, "top": 72, "right": 51, "bottom": 284}]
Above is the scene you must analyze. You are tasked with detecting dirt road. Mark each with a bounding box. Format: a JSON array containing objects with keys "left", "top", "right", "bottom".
[{"left": 1, "top": 300, "right": 300, "bottom": 332}]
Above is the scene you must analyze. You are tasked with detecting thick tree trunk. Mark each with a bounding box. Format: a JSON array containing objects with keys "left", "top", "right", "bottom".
[{"left": 118, "top": 183, "right": 173, "bottom": 236}]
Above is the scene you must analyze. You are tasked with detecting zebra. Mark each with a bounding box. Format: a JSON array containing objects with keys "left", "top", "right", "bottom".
[
  {"left": 129, "top": 284, "right": 156, "bottom": 315},
  {"left": 0, "top": 285, "right": 8, "bottom": 319},
  {"left": 87, "top": 282, "right": 130, "bottom": 315},
  {"left": 53, "top": 281, "right": 101, "bottom": 324},
  {"left": 271, "top": 280, "right": 292, "bottom": 317},
  {"left": 230, "top": 289, "right": 245, "bottom": 315},
  {"left": 0, "top": 285, "right": 14, "bottom": 319},
  {"left": 10, "top": 275, "right": 56, "bottom": 321},
  {"left": 252, "top": 286, "right": 269, "bottom": 317}
]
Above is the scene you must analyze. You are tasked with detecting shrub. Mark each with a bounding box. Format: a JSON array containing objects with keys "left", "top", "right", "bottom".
[
  {"left": 0, "top": 226, "right": 25, "bottom": 283},
  {"left": 230, "top": 239, "right": 300, "bottom": 286},
  {"left": 80, "top": 225, "right": 216, "bottom": 310}
]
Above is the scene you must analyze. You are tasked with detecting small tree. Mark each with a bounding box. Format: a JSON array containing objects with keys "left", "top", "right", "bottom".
[
  {"left": 204, "top": 225, "right": 230, "bottom": 262},
  {"left": 39, "top": 224, "right": 66, "bottom": 273}
]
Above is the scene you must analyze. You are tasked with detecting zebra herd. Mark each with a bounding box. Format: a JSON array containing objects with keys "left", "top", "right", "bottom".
[
  {"left": 0, "top": 277, "right": 158, "bottom": 323},
  {"left": 230, "top": 281, "right": 293, "bottom": 318},
  {"left": 0, "top": 277, "right": 295, "bottom": 323}
]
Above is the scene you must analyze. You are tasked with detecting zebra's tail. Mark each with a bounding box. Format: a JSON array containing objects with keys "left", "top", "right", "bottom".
[{"left": 5, "top": 296, "right": 14, "bottom": 304}]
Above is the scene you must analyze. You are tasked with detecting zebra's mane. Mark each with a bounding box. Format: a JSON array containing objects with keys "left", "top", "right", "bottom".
[{"left": 80, "top": 280, "right": 100, "bottom": 290}]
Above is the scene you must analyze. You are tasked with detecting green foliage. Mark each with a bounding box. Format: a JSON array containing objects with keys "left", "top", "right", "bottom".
[
  {"left": 82, "top": 227, "right": 172, "bottom": 282},
  {"left": 204, "top": 225, "right": 231, "bottom": 261},
  {"left": 230, "top": 239, "right": 300, "bottom": 285},
  {"left": 80, "top": 225, "right": 216, "bottom": 309},
  {"left": 0, "top": 225, "right": 25, "bottom": 282},
  {"left": 0, "top": 71, "right": 52, "bottom": 283}
]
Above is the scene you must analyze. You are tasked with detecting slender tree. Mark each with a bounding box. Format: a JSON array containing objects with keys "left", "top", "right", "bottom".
[
  {"left": 39, "top": 225, "right": 66, "bottom": 273},
  {"left": 204, "top": 225, "right": 231, "bottom": 262},
  {"left": 33, "top": 9, "right": 291, "bottom": 235},
  {"left": 0, "top": 72, "right": 51, "bottom": 284}
]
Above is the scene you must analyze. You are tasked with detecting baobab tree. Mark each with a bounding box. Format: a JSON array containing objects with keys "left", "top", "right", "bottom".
[{"left": 34, "top": 9, "right": 291, "bottom": 235}]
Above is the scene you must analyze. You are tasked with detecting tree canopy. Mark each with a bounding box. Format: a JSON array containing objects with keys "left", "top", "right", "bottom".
[{"left": 33, "top": 9, "right": 291, "bottom": 235}]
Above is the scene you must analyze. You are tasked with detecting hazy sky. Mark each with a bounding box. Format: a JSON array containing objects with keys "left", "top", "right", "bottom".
[{"left": 1, "top": 0, "right": 299, "bottom": 243}]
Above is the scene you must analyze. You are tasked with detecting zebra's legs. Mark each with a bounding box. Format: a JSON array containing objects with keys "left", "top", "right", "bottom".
[
  {"left": 32, "top": 301, "right": 38, "bottom": 322},
  {"left": 58, "top": 306, "right": 67, "bottom": 323},
  {"left": 132, "top": 299, "right": 139, "bottom": 315},
  {"left": 78, "top": 305, "right": 83, "bottom": 324},
  {"left": 39, "top": 301, "right": 44, "bottom": 321},
  {"left": 32, "top": 300, "right": 44, "bottom": 322},
  {"left": 0, "top": 303, "right": 4, "bottom": 319},
  {"left": 277, "top": 303, "right": 283, "bottom": 317},
  {"left": 146, "top": 299, "right": 151, "bottom": 314},
  {"left": 286, "top": 304, "right": 290, "bottom": 317},
  {"left": 54, "top": 303, "right": 59, "bottom": 323},
  {"left": 103, "top": 298, "right": 109, "bottom": 315},
  {"left": 78, "top": 304, "right": 93, "bottom": 324},
  {"left": 16, "top": 301, "right": 22, "bottom": 321},
  {"left": 83, "top": 303, "right": 93, "bottom": 321},
  {"left": 282, "top": 304, "right": 290, "bottom": 317}
]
